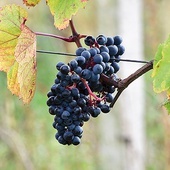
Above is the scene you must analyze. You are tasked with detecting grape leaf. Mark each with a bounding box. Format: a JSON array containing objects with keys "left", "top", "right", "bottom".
[
  {"left": 7, "top": 61, "right": 20, "bottom": 96},
  {"left": 0, "top": 4, "right": 37, "bottom": 104},
  {"left": 46, "top": 0, "right": 88, "bottom": 30},
  {"left": 14, "top": 25, "right": 36, "bottom": 104},
  {"left": 0, "top": 5, "right": 28, "bottom": 72},
  {"left": 23, "top": 0, "right": 41, "bottom": 7},
  {"left": 152, "top": 36, "right": 170, "bottom": 93},
  {"left": 152, "top": 35, "right": 170, "bottom": 113}
]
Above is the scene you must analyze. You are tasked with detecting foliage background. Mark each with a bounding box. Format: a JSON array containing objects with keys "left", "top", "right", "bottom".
[{"left": 0, "top": 0, "right": 170, "bottom": 170}]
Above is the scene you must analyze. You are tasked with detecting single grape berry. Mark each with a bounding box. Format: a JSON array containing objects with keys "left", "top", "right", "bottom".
[
  {"left": 60, "top": 65, "right": 70, "bottom": 74},
  {"left": 106, "top": 37, "right": 114, "bottom": 46},
  {"left": 113, "top": 35, "right": 123, "bottom": 45},
  {"left": 96, "top": 35, "right": 107, "bottom": 45},
  {"left": 93, "top": 64, "right": 103, "bottom": 74},
  {"left": 84, "top": 36, "right": 95, "bottom": 46}
]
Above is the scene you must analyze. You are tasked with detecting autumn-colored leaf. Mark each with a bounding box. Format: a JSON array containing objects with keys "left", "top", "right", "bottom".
[
  {"left": 23, "top": 0, "right": 41, "bottom": 7},
  {"left": 15, "top": 25, "right": 36, "bottom": 103},
  {"left": 0, "top": 4, "right": 37, "bottom": 104},
  {"left": 0, "top": 5, "right": 27, "bottom": 72},
  {"left": 46, "top": 0, "right": 88, "bottom": 30},
  {"left": 7, "top": 61, "right": 20, "bottom": 96}
]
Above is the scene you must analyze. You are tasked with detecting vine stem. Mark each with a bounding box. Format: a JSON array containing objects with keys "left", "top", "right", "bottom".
[
  {"left": 35, "top": 32, "right": 74, "bottom": 42},
  {"left": 69, "top": 20, "right": 86, "bottom": 47},
  {"left": 110, "top": 60, "right": 154, "bottom": 107},
  {"left": 35, "top": 20, "right": 86, "bottom": 44}
]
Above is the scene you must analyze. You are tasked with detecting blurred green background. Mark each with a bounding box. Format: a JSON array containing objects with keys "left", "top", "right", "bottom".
[{"left": 0, "top": 0, "right": 170, "bottom": 170}]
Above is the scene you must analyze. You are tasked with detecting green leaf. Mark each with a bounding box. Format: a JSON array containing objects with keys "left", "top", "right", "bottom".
[
  {"left": 152, "top": 44, "right": 163, "bottom": 77},
  {"left": 46, "top": 0, "right": 88, "bottom": 30},
  {"left": 0, "top": 4, "right": 37, "bottom": 104},
  {"left": 152, "top": 35, "right": 170, "bottom": 113},
  {"left": 152, "top": 36, "right": 170, "bottom": 93},
  {"left": 23, "top": 0, "right": 41, "bottom": 7}
]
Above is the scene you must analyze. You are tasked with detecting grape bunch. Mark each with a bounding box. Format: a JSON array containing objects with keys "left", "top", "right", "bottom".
[{"left": 47, "top": 35, "right": 125, "bottom": 145}]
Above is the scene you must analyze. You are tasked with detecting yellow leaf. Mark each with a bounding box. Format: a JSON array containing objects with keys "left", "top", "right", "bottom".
[
  {"left": 18, "top": 58, "right": 36, "bottom": 104},
  {"left": 7, "top": 61, "right": 20, "bottom": 96},
  {"left": 15, "top": 25, "right": 36, "bottom": 63},
  {"left": 0, "top": 5, "right": 37, "bottom": 104},
  {"left": 0, "top": 4, "right": 27, "bottom": 72},
  {"left": 15, "top": 25, "right": 37, "bottom": 104}
]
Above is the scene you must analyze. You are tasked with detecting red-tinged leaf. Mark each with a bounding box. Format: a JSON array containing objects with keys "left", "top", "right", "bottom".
[
  {"left": 15, "top": 25, "right": 37, "bottom": 104},
  {"left": 18, "top": 58, "right": 36, "bottom": 104},
  {"left": 15, "top": 25, "right": 36, "bottom": 64},
  {"left": 46, "top": 0, "right": 88, "bottom": 30},
  {"left": 23, "top": 0, "right": 41, "bottom": 7}
]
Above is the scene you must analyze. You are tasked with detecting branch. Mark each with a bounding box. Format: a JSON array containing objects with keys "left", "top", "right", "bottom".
[
  {"left": 35, "top": 20, "right": 86, "bottom": 48},
  {"left": 109, "top": 60, "right": 154, "bottom": 107},
  {"left": 69, "top": 20, "right": 86, "bottom": 47},
  {"left": 35, "top": 32, "right": 74, "bottom": 42}
]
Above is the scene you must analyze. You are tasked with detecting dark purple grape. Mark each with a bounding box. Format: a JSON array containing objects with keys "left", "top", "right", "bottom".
[
  {"left": 96, "top": 35, "right": 107, "bottom": 45},
  {"left": 81, "top": 50, "right": 91, "bottom": 60},
  {"left": 72, "top": 136, "right": 81, "bottom": 145},
  {"left": 76, "top": 56, "right": 86, "bottom": 66},
  {"left": 63, "top": 131, "right": 74, "bottom": 141},
  {"left": 93, "top": 64, "right": 103, "bottom": 74},
  {"left": 61, "top": 111, "right": 70, "bottom": 119},
  {"left": 56, "top": 62, "right": 64, "bottom": 70},
  {"left": 73, "top": 126, "right": 83, "bottom": 136},
  {"left": 100, "top": 104, "right": 110, "bottom": 113},
  {"left": 69, "top": 60, "right": 78, "bottom": 70},
  {"left": 117, "top": 45, "right": 125, "bottom": 55},
  {"left": 108, "top": 45, "right": 118, "bottom": 56},
  {"left": 113, "top": 35, "right": 123, "bottom": 45},
  {"left": 71, "top": 73, "right": 80, "bottom": 83},
  {"left": 74, "top": 66, "right": 82, "bottom": 75},
  {"left": 99, "top": 46, "right": 109, "bottom": 53},
  {"left": 106, "top": 37, "right": 114, "bottom": 46},
  {"left": 93, "top": 54, "right": 103, "bottom": 64},
  {"left": 60, "top": 65, "right": 70, "bottom": 74},
  {"left": 111, "top": 62, "right": 120, "bottom": 73},
  {"left": 105, "top": 93, "right": 114, "bottom": 103},
  {"left": 84, "top": 36, "right": 95, "bottom": 46},
  {"left": 76, "top": 47, "right": 86, "bottom": 56},
  {"left": 88, "top": 48, "right": 98, "bottom": 56},
  {"left": 101, "top": 52, "right": 110, "bottom": 62},
  {"left": 81, "top": 69, "right": 92, "bottom": 80}
]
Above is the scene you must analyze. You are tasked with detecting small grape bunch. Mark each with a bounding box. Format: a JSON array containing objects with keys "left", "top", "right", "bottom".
[{"left": 47, "top": 35, "right": 125, "bottom": 145}]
